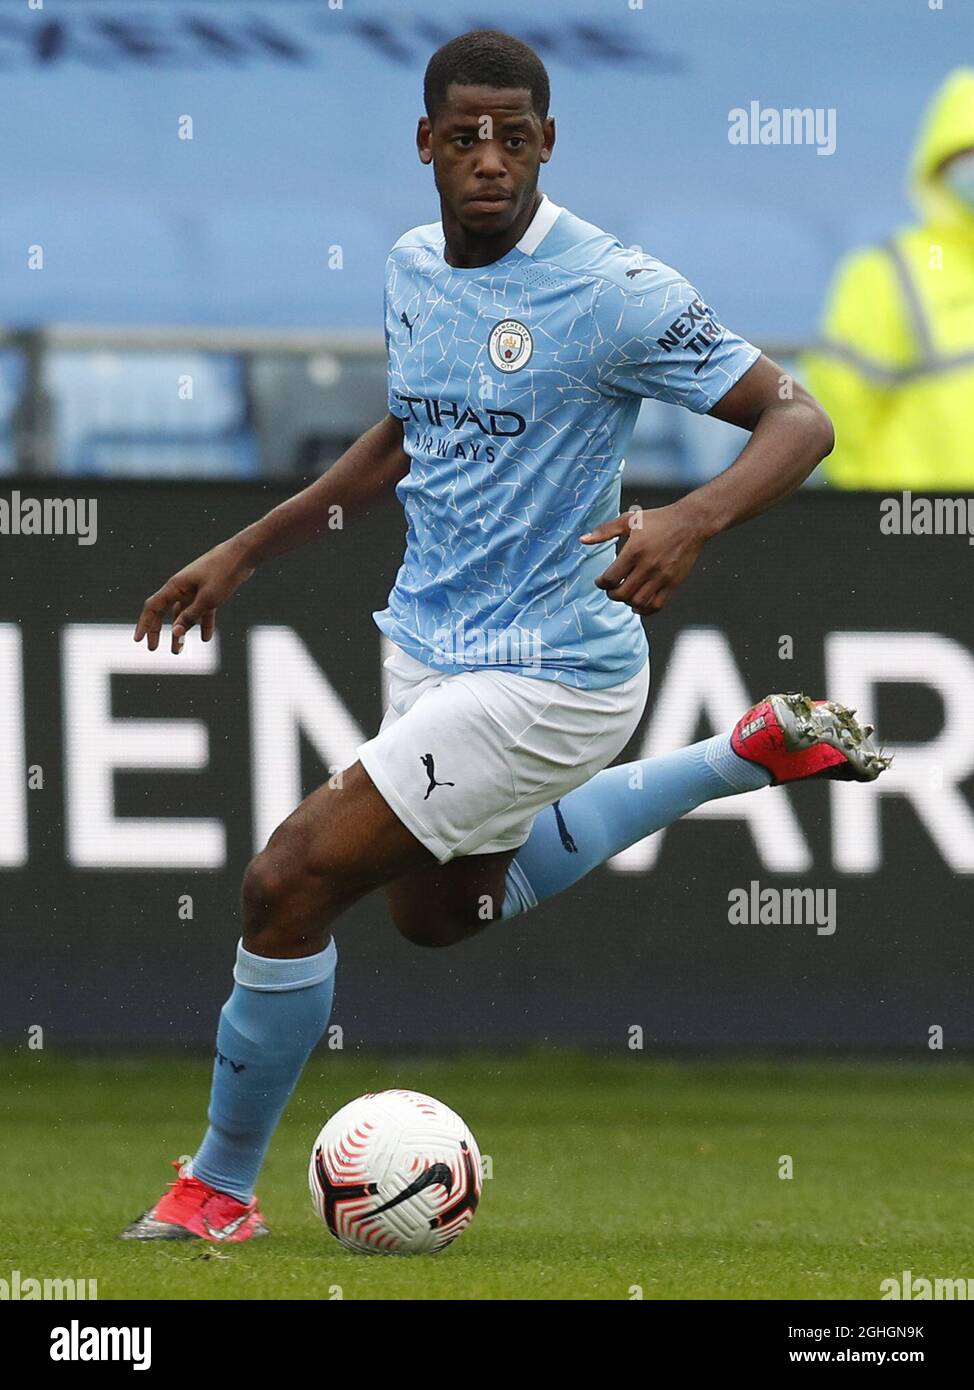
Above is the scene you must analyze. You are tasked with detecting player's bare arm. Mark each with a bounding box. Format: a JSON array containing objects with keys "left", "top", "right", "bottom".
[
  {"left": 134, "top": 413, "right": 409, "bottom": 653},
  {"left": 583, "top": 354, "right": 833, "bottom": 617}
]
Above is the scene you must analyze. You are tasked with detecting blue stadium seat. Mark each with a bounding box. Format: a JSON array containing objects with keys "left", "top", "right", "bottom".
[{"left": 45, "top": 351, "right": 259, "bottom": 478}]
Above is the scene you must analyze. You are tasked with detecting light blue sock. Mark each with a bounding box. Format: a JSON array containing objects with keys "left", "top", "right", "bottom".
[
  {"left": 190, "top": 939, "right": 337, "bottom": 1203},
  {"left": 503, "top": 734, "right": 771, "bottom": 916}
]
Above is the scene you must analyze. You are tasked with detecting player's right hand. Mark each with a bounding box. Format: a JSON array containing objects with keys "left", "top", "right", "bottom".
[{"left": 134, "top": 537, "right": 256, "bottom": 654}]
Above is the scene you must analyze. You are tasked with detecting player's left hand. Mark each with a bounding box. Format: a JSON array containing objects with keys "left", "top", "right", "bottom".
[{"left": 580, "top": 503, "right": 708, "bottom": 617}]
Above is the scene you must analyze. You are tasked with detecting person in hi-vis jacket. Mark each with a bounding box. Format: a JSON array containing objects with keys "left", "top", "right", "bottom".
[{"left": 803, "top": 69, "right": 974, "bottom": 490}]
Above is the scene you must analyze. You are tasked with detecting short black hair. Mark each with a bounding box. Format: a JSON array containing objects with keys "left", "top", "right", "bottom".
[{"left": 424, "top": 29, "right": 550, "bottom": 124}]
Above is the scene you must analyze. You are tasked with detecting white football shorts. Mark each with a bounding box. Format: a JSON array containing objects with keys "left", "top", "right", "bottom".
[{"left": 356, "top": 642, "right": 650, "bottom": 863}]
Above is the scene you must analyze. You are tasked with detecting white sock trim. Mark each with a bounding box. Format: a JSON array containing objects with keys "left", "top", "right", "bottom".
[
  {"left": 233, "top": 938, "right": 338, "bottom": 992},
  {"left": 703, "top": 734, "right": 773, "bottom": 793},
  {"left": 502, "top": 858, "right": 538, "bottom": 918}
]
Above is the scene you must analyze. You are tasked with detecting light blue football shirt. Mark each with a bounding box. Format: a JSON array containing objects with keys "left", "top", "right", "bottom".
[{"left": 376, "top": 196, "right": 760, "bottom": 689}]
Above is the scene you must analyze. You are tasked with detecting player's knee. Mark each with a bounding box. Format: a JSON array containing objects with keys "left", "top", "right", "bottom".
[
  {"left": 395, "top": 918, "right": 469, "bottom": 948},
  {"left": 241, "top": 825, "right": 366, "bottom": 952},
  {"left": 241, "top": 838, "right": 327, "bottom": 945},
  {"left": 392, "top": 904, "right": 481, "bottom": 949},
  {"left": 241, "top": 850, "right": 296, "bottom": 930}
]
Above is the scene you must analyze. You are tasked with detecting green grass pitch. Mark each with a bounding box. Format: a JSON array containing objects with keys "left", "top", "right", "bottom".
[{"left": 1, "top": 1051, "right": 971, "bottom": 1301}]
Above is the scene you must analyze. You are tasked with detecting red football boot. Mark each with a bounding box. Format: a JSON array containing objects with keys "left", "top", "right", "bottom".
[
  {"left": 120, "top": 1158, "right": 269, "bottom": 1242},
  {"left": 731, "top": 692, "right": 891, "bottom": 785}
]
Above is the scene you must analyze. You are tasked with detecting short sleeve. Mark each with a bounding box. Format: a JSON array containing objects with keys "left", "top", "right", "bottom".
[{"left": 595, "top": 271, "right": 760, "bottom": 413}]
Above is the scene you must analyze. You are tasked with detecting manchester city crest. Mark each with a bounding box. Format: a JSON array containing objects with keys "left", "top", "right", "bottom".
[{"left": 488, "top": 318, "right": 534, "bottom": 373}]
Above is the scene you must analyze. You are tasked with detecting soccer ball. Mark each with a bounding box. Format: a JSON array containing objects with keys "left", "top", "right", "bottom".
[{"left": 308, "top": 1089, "right": 483, "bottom": 1255}]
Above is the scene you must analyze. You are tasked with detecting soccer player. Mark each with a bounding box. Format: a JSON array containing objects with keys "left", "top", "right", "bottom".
[{"left": 124, "top": 30, "right": 888, "bottom": 1241}]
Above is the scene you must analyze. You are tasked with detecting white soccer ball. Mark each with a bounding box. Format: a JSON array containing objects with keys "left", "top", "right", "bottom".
[{"left": 308, "top": 1089, "right": 483, "bottom": 1255}]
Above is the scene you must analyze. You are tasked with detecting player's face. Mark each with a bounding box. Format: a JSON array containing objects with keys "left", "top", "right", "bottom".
[{"left": 418, "top": 84, "right": 554, "bottom": 237}]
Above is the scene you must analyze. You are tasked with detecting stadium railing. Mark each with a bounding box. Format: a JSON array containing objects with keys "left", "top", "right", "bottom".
[{"left": 0, "top": 326, "right": 809, "bottom": 485}]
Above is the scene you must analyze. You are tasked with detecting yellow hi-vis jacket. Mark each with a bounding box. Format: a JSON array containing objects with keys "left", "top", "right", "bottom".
[{"left": 802, "top": 69, "right": 974, "bottom": 489}]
